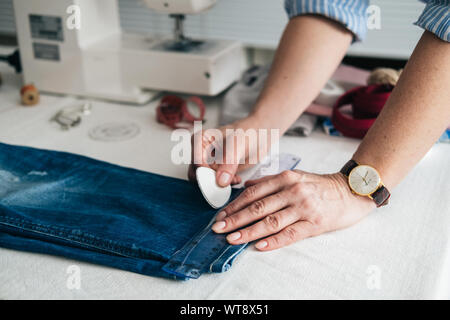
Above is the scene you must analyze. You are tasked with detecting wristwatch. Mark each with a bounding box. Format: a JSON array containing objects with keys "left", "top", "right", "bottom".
[{"left": 340, "top": 160, "right": 390, "bottom": 207}]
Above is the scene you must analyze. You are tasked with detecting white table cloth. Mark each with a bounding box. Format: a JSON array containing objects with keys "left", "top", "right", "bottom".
[{"left": 0, "top": 50, "right": 449, "bottom": 299}]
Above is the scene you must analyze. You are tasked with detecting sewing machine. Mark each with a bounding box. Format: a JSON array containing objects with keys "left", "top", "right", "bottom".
[{"left": 13, "top": 0, "right": 246, "bottom": 104}]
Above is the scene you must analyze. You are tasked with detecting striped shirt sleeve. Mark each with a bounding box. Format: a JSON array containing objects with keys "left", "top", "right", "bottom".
[
  {"left": 284, "top": 0, "right": 369, "bottom": 42},
  {"left": 414, "top": 1, "right": 450, "bottom": 42}
]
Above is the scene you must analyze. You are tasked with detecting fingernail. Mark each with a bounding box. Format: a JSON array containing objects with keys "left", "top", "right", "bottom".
[
  {"left": 216, "top": 211, "right": 226, "bottom": 221},
  {"left": 227, "top": 232, "right": 241, "bottom": 241},
  {"left": 218, "top": 172, "right": 231, "bottom": 186},
  {"left": 212, "top": 221, "right": 226, "bottom": 232},
  {"left": 255, "top": 241, "right": 268, "bottom": 250}
]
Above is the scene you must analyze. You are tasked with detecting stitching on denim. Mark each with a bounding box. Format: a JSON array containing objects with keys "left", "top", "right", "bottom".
[
  {"left": 0, "top": 215, "right": 165, "bottom": 260},
  {"left": 178, "top": 222, "right": 212, "bottom": 268},
  {"left": 0, "top": 215, "right": 168, "bottom": 262},
  {"left": 0, "top": 219, "right": 132, "bottom": 258},
  {"left": 209, "top": 243, "right": 248, "bottom": 273},
  {"left": 219, "top": 244, "right": 248, "bottom": 271},
  {"left": 174, "top": 201, "right": 243, "bottom": 272},
  {"left": 209, "top": 245, "right": 231, "bottom": 272}
]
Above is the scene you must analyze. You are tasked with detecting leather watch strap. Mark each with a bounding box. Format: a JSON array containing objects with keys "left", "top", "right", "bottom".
[
  {"left": 340, "top": 159, "right": 359, "bottom": 176},
  {"left": 371, "top": 185, "right": 390, "bottom": 207}
]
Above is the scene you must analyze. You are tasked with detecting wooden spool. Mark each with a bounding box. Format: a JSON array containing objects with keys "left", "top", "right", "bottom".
[{"left": 20, "top": 84, "right": 40, "bottom": 106}]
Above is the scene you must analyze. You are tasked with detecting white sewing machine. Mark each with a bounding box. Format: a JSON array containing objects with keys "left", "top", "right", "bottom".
[{"left": 13, "top": 0, "right": 246, "bottom": 104}]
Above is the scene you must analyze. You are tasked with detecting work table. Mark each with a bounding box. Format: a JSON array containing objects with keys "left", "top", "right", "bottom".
[{"left": 0, "top": 48, "right": 449, "bottom": 299}]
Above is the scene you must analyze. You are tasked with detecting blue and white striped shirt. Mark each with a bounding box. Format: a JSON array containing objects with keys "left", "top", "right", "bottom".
[{"left": 285, "top": 0, "right": 450, "bottom": 42}]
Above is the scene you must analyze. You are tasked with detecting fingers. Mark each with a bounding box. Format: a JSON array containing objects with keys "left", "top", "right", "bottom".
[
  {"left": 188, "top": 164, "right": 241, "bottom": 185},
  {"left": 224, "top": 208, "right": 301, "bottom": 245},
  {"left": 219, "top": 171, "right": 297, "bottom": 217},
  {"left": 232, "top": 174, "right": 242, "bottom": 185},
  {"left": 255, "top": 221, "right": 316, "bottom": 251},
  {"left": 189, "top": 163, "right": 241, "bottom": 185},
  {"left": 245, "top": 170, "right": 299, "bottom": 188},
  {"left": 215, "top": 135, "right": 243, "bottom": 187},
  {"left": 190, "top": 129, "right": 244, "bottom": 186},
  {"left": 217, "top": 180, "right": 284, "bottom": 221},
  {"left": 245, "top": 170, "right": 302, "bottom": 187},
  {"left": 212, "top": 189, "right": 293, "bottom": 234},
  {"left": 188, "top": 131, "right": 212, "bottom": 183},
  {"left": 191, "top": 130, "right": 206, "bottom": 167},
  {"left": 243, "top": 174, "right": 277, "bottom": 187},
  {"left": 216, "top": 163, "right": 239, "bottom": 187},
  {"left": 187, "top": 164, "right": 197, "bottom": 182}
]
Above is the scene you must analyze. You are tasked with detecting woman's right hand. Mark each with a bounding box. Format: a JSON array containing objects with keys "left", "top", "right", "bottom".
[{"left": 187, "top": 118, "right": 271, "bottom": 187}]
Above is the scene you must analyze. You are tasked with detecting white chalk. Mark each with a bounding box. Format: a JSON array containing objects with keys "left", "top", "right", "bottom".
[{"left": 196, "top": 167, "right": 231, "bottom": 209}]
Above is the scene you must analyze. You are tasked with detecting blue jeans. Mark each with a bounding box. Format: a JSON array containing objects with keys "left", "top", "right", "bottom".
[{"left": 0, "top": 143, "right": 247, "bottom": 280}]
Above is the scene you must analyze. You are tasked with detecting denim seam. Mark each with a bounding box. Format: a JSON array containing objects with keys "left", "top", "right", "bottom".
[
  {"left": 0, "top": 219, "right": 132, "bottom": 258},
  {"left": 172, "top": 198, "right": 246, "bottom": 274},
  {"left": 164, "top": 219, "right": 237, "bottom": 278},
  {"left": 209, "top": 245, "right": 231, "bottom": 272},
  {"left": 220, "top": 244, "right": 248, "bottom": 271},
  {"left": 178, "top": 221, "right": 212, "bottom": 268},
  {"left": 0, "top": 215, "right": 168, "bottom": 262},
  {"left": 209, "top": 243, "right": 249, "bottom": 272}
]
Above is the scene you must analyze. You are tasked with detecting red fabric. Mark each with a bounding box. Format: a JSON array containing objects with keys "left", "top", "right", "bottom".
[
  {"left": 156, "top": 95, "right": 205, "bottom": 129},
  {"left": 305, "top": 64, "right": 371, "bottom": 117},
  {"left": 331, "top": 85, "right": 392, "bottom": 139},
  {"left": 352, "top": 84, "right": 392, "bottom": 119}
]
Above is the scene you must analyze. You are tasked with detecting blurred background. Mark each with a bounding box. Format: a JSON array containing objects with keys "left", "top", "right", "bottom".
[{"left": 0, "top": 0, "right": 426, "bottom": 60}]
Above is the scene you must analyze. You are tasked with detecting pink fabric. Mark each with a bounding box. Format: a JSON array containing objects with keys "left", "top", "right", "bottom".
[
  {"left": 305, "top": 64, "right": 370, "bottom": 117},
  {"left": 304, "top": 103, "right": 333, "bottom": 117},
  {"left": 332, "top": 64, "right": 370, "bottom": 86}
]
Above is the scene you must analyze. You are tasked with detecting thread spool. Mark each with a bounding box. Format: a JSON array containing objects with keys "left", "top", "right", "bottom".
[{"left": 20, "top": 84, "right": 40, "bottom": 106}]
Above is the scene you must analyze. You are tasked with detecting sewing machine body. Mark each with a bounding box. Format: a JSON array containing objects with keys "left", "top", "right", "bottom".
[{"left": 13, "top": 0, "right": 246, "bottom": 104}]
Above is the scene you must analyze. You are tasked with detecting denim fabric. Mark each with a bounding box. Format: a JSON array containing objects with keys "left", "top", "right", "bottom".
[{"left": 0, "top": 142, "right": 247, "bottom": 280}]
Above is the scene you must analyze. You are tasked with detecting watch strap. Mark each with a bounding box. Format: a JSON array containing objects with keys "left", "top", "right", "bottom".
[
  {"left": 371, "top": 185, "right": 390, "bottom": 207},
  {"left": 340, "top": 160, "right": 359, "bottom": 176}
]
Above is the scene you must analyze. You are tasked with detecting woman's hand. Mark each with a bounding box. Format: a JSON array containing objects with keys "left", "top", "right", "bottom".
[
  {"left": 212, "top": 170, "right": 375, "bottom": 251},
  {"left": 187, "top": 117, "right": 271, "bottom": 187}
]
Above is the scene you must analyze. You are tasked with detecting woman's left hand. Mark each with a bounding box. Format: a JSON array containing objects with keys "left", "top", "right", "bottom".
[{"left": 211, "top": 170, "right": 376, "bottom": 251}]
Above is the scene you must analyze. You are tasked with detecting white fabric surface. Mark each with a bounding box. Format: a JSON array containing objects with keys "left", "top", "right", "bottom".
[{"left": 0, "top": 55, "right": 449, "bottom": 300}]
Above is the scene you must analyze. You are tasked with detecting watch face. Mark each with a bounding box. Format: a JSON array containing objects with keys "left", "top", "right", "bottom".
[{"left": 348, "top": 165, "right": 381, "bottom": 196}]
